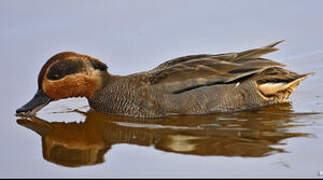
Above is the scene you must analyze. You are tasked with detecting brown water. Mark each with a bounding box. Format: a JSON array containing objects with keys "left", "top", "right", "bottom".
[{"left": 1, "top": 0, "right": 323, "bottom": 178}]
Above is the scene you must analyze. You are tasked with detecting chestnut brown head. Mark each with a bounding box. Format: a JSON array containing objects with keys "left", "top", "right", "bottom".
[{"left": 16, "top": 52, "right": 108, "bottom": 115}]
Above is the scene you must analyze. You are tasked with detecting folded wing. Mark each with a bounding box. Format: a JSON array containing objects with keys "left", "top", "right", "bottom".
[{"left": 149, "top": 41, "right": 286, "bottom": 94}]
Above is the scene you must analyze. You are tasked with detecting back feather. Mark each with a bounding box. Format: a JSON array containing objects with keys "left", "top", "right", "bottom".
[{"left": 149, "top": 41, "right": 287, "bottom": 94}]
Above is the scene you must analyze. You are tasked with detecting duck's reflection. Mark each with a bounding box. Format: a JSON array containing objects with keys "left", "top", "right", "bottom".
[{"left": 17, "top": 103, "right": 310, "bottom": 167}]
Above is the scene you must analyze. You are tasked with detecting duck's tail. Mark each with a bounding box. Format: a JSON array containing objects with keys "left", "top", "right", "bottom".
[
  {"left": 236, "top": 40, "right": 284, "bottom": 59},
  {"left": 253, "top": 67, "right": 315, "bottom": 102}
]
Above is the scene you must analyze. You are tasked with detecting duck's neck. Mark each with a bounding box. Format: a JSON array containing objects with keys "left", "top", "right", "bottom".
[
  {"left": 87, "top": 72, "right": 144, "bottom": 116},
  {"left": 98, "top": 72, "right": 123, "bottom": 90}
]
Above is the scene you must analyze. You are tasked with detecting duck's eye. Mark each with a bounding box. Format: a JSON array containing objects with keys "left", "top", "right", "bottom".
[
  {"left": 47, "top": 60, "right": 83, "bottom": 80},
  {"left": 53, "top": 74, "right": 60, "bottom": 79}
]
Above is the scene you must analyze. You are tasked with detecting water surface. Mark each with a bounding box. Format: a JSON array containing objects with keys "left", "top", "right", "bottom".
[{"left": 15, "top": 103, "right": 316, "bottom": 167}]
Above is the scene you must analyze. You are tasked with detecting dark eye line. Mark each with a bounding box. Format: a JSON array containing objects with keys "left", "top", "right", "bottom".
[
  {"left": 46, "top": 60, "right": 83, "bottom": 80},
  {"left": 90, "top": 60, "right": 107, "bottom": 71}
]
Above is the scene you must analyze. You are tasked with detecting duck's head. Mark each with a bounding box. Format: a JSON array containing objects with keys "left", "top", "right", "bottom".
[{"left": 16, "top": 52, "right": 108, "bottom": 115}]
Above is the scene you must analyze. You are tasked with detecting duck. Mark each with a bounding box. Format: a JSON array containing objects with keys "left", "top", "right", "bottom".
[{"left": 16, "top": 41, "right": 314, "bottom": 118}]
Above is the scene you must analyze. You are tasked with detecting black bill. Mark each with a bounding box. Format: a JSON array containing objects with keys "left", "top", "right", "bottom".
[{"left": 16, "top": 89, "right": 52, "bottom": 115}]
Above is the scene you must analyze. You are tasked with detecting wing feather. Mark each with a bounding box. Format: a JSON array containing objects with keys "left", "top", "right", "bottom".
[{"left": 149, "top": 41, "right": 285, "bottom": 93}]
